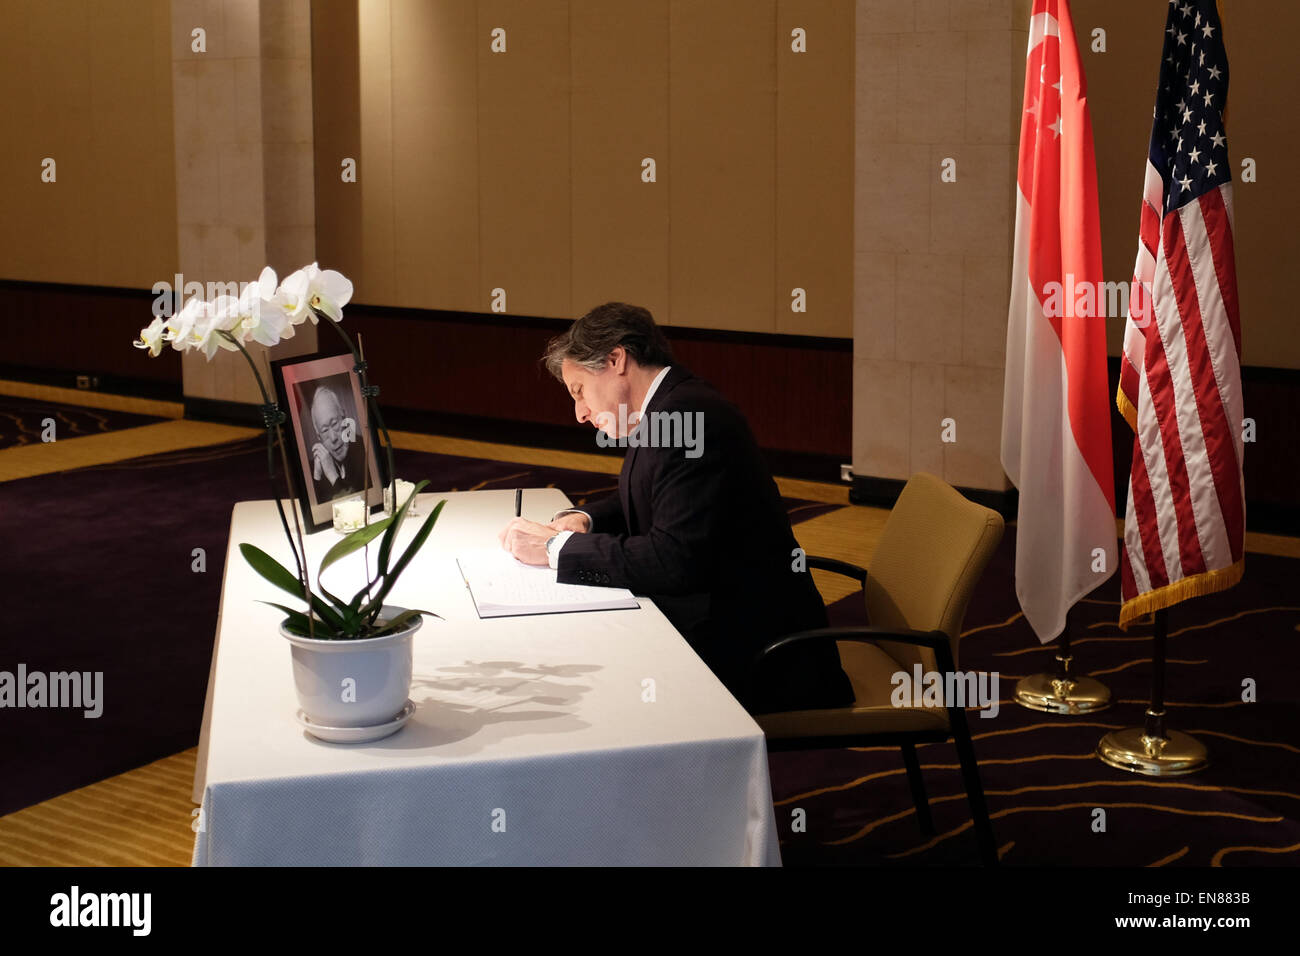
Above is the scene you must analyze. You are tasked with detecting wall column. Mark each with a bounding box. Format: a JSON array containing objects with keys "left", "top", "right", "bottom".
[
  {"left": 852, "top": 0, "right": 1031, "bottom": 498},
  {"left": 170, "top": 0, "right": 318, "bottom": 407}
]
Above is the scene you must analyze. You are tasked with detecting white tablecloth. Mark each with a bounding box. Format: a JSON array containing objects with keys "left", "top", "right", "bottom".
[{"left": 192, "top": 489, "right": 781, "bottom": 865}]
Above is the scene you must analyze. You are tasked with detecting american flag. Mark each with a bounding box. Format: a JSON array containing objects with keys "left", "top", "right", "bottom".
[{"left": 1116, "top": 0, "right": 1244, "bottom": 628}]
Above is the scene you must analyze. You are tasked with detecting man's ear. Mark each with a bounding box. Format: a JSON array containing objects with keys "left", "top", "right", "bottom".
[{"left": 609, "top": 346, "right": 627, "bottom": 374}]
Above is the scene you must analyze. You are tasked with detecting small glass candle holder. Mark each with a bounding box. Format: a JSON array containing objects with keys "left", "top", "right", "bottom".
[
  {"left": 384, "top": 479, "right": 420, "bottom": 517},
  {"left": 332, "top": 495, "right": 367, "bottom": 534}
]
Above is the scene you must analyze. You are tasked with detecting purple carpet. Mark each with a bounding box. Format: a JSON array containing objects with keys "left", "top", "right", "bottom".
[{"left": 0, "top": 435, "right": 840, "bottom": 817}]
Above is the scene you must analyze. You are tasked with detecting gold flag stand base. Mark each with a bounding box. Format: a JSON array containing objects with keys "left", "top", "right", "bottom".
[
  {"left": 1096, "top": 608, "right": 1208, "bottom": 776},
  {"left": 1015, "top": 669, "right": 1111, "bottom": 714},
  {"left": 1097, "top": 720, "right": 1209, "bottom": 776},
  {"left": 1014, "top": 615, "right": 1111, "bottom": 714}
]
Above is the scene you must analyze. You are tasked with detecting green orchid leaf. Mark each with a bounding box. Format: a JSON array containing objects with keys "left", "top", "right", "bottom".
[
  {"left": 318, "top": 513, "right": 395, "bottom": 576},
  {"left": 318, "top": 574, "right": 369, "bottom": 638},
  {"left": 347, "top": 580, "right": 376, "bottom": 617},
  {"left": 240, "top": 543, "right": 346, "bottom": 633},
  {"left": 360, "top": 499, "right": 445, "bottom": 620},
  {"left": 386, "top": 497, "right": 444, "bottom": 581},
  {"left": 378, "top": 479, "right": 431, "bottom": 578},
  {"left": 258, "top": 601, "right": 320, "bottom": 638}
]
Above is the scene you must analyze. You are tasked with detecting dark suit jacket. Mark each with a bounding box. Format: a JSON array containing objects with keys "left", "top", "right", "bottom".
[{"left": 556, "top": 366, "right": 853, "bottom": 713}]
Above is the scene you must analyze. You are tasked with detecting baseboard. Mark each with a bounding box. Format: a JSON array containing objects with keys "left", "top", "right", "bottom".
[{"left": 0, "top": 363, "right": 182, "bottom": 402}]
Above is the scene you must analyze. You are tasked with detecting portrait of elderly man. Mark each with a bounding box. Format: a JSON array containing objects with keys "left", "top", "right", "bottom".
[
  {"left": 303, "top": 377, "right": 367, "bottom": 502},
  {"left": 498, "top": 302, "right": 853, "bottom": 714}
]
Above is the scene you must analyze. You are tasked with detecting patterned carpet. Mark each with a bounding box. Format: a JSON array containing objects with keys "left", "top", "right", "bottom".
[
  {"left": 0, "top": 394, "right": 164, "bottom": 448},
  {"left": 773, "top": 536, "right": 1300, "bottom": 867}
]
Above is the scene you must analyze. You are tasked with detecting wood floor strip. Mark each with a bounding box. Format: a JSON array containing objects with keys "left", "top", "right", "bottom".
[
  {"left": 0, "top": 419, "right": 258, "bottom": 482},
  {"left": 0, "top": 380, "right": 184, "bottom": 419}
]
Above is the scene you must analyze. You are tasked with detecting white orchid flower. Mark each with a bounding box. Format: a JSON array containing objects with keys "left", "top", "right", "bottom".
[
  {"left": 305, "top": 266, "right": 353, "bottom": 322},
  {"left": 212, "top": 268, "right": 287, "bottom": 349},
  {"left": 273, "top": 262, "right": 353, "bottom": 325},
  {"left": 133, "top": 316, "right": 167, "bottom": 357},
  {"left": 165, "top": 297, "right": 229, "bottom": 360},
  {"left": 239, "top": 267, "right": 290, "bottom": 347},
  {"left": 189, "top": 300, "right": 222, "bottom": 359},
  {"left": 205, "top": 294, "right": 244, "bottom": 357},
  {"left": 271, "top": 266, "right": 313, "bottom": 326},
  {"left": 164, "top": 296, "right": 207, "bottom": 352}
]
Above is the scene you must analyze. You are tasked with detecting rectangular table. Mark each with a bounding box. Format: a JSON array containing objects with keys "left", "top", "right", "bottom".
[{"left": 191, "top": 488, "right": 782, "bottom": 865}]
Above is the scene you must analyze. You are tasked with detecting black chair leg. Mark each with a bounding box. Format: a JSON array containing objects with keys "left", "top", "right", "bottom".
[
  {"left": 949, "top": 714, "right": 998, "bottom": 866},
  {"left": 900, "top": 743, "right": 934, "bottom": 835}
]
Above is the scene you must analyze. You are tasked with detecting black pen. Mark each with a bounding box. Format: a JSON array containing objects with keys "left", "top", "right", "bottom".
[{"left": 515, "top": 488, "right": 522, "bottom": 518}]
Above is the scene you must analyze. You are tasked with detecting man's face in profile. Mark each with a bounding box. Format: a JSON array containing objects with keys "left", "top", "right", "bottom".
[
  {"left": 562, "top": 354, "right": 631, "bottom": 439},
  {"left": 311, "top": 389, "right": 348, "bottom": 462}
]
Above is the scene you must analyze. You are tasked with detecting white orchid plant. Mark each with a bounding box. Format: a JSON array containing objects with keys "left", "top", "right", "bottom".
[{"left": 133, "top": 262, "right": 443, "bottom": 640}]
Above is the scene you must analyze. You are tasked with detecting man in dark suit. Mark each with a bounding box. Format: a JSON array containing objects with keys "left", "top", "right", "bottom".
[{"left": 499, "top": 302, "right": 852, "bottom": 714}]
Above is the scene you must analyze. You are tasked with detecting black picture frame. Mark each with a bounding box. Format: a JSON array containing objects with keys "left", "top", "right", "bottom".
[{"left": 271, "top": 350, "right": 387, "bottom": 533}]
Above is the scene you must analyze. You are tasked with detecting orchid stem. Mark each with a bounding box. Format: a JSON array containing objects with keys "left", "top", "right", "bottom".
[
  {"left": 221, "top": 329, "right": 315, "bottom": 640},
  {"left": 322, "top": 316, "right": 397, "bottom": 627}
]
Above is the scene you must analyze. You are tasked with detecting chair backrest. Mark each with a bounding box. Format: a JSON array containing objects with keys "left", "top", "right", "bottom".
[{"left": 864, "top": 473, "right": 1005, "bottom": 673}]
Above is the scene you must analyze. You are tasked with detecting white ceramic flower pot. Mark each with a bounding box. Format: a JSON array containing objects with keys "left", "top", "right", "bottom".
[{"left": 279, "top": 605, "right": 421, "bottom": 729}]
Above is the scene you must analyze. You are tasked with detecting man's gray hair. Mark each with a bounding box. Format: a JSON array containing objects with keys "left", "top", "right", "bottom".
[
  {"left": 542, "top": 302, "right": 673, "bottom": 381},
  {"left": 309, "top": 385, "right": 344, "bottom": 436}
]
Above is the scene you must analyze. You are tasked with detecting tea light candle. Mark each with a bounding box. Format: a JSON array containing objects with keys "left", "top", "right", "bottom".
[
  {"left": 385, "top": 479, "right": 419, "bottom": 516},
  {"left": 332, "top": 497, "right": 366, "bottom": 533}
]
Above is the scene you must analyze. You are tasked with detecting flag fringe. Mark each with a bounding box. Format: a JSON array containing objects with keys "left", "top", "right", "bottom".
[
  {"left": 1117, "top": 558, "right": 1245, "bottom": 630},
  {"left": 1116, "top": 388, "right": 1138, "bottom": 434}
]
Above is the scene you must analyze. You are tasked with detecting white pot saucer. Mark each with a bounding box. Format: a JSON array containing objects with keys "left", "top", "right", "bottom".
[{"left": 297, "top": 699, "right": 417, "bottom": 744}]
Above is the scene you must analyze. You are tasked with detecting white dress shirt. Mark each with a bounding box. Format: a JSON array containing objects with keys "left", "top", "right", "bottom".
[{"left": 547, "top": 366, "right": 672, "bottom": 569}]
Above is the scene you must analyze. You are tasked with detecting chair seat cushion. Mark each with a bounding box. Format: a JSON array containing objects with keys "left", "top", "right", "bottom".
[{"left": 756, "top": 640, "right": 951, "bottom": 739}]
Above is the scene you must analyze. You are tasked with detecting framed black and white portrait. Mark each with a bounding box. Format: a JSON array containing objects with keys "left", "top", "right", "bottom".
[{"left": 273, "top": 352, "right": 384, "bottom": 532}]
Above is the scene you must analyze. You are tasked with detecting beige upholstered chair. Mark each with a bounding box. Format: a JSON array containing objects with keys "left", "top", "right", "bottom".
[{"left": 751, "top": 472, "right": 1006, "bottom": 865}]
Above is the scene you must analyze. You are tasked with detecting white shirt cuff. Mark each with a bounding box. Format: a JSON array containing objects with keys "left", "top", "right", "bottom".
[{"left": 547, "top": 530, "right": 575, "bottom": 570}]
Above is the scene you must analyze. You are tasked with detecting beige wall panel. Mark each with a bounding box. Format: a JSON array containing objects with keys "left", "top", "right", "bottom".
[
  {"left": 853, "top": 356, "right": 909, "bottom": 479},
  {"left": 88, "top": 0, "right": 178, "bottom": 285},
  {"left": 476, "top": 0, "right": 571, "bottom": 317},
  {"left": 776, "top": 0, "right": 853, "bottom": 337},
  {"left": 0, "top": 5, "right": 38, "bottom": 280},
  {"left": 1215, "top": 4, "right": 1300, "bottom": 369},
  {"left": 391, "top": 0, "right": 479, "bottom": 311},
  {"left": 358, "top": 0, "right": 397, "bottom": 304},
  {"left": 853, "top": 250, "right": 894, "bottom": 359},
  {"left": 570, "top": 0, "right": 669, "bottom": 322},
  {"left": 14, "top": 2, "right": 96, "bottom": 282},
  {"left": 311, "top": 0, "right": 363, "bottom": 283},
  {"left": 669, "top": 0, "right": 776, "bottom": 331},
  {"left": 0, "top": 0, "right": 176, "bottom": 288},
  {"left": 909, "top": 360, "right": 946, "bottom": 476},
  {"left": 150, "top": 0, "right": 181, "bottom": 280},
  {"left": 943, "top": 364, "right": 1008, "bottom": 490}
]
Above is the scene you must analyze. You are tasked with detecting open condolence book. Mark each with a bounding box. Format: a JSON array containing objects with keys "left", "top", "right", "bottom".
[{"left": 456, "top": 549, "right": 640, "bottom": 619}]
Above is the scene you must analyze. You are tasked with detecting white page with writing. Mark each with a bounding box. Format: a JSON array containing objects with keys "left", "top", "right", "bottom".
[{"left": 456, "top": 548, "right": 639, "bottom": 618}]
